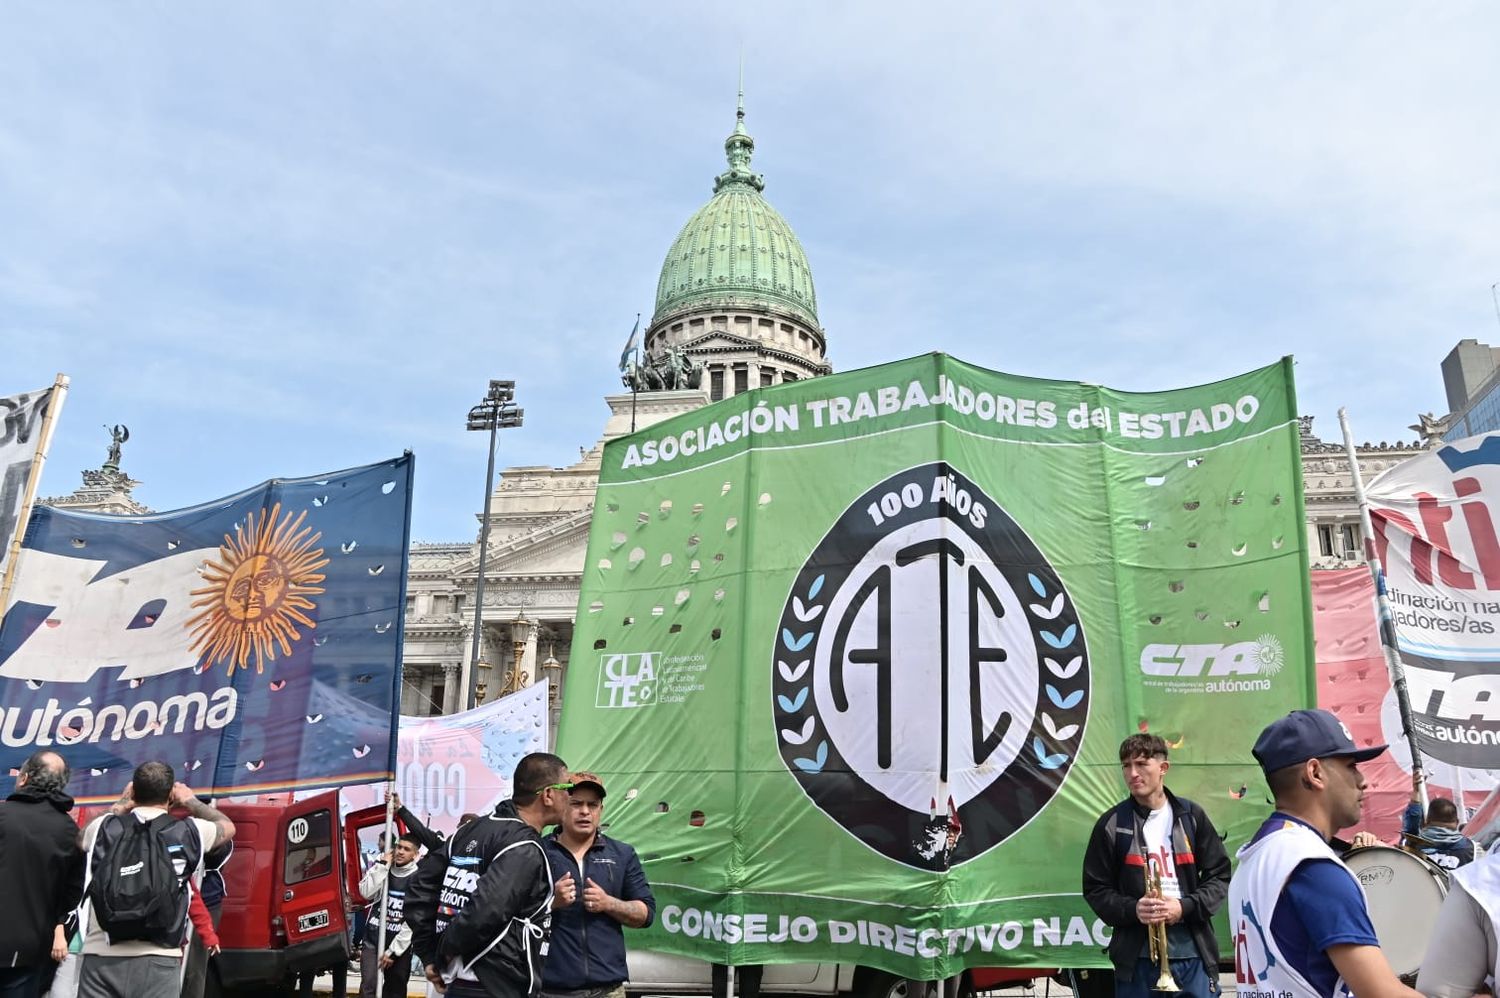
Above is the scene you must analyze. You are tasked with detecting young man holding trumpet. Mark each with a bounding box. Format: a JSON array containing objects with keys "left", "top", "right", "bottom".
[{"left": 1084, "top": 734, "right": 1231, "bottom": 998}]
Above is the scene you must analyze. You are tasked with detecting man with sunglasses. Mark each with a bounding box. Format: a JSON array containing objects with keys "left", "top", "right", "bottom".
[{"left": 406, "top": 752, "right": 571, "bottom": 998}]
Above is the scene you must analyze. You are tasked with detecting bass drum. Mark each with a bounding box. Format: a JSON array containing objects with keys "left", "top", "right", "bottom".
[{"left": 1342, "top": 845, "right": 1449, "bottom": 980}]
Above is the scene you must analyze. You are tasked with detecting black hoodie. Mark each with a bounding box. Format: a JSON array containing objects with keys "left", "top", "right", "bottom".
[{"left": 0, "top": 786, "right": 85, "bottom": 967}]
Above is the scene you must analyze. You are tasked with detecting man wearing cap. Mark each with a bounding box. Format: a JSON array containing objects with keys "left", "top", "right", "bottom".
[
  {"left": 1229, "top": 709, "right": 1421, "bottom": 998},
  {"left": 541, "top": 772, "right": 655, "bottom": 998}
]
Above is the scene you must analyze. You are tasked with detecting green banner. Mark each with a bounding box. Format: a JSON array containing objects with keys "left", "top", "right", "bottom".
[{"left": 558, "top": 354, "right": 1314, "bottom": 977}]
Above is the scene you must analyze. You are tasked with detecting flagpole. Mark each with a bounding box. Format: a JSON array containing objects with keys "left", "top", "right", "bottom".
[
  {"left": 376, "top": 783, "right": 396, "bottom": 977},
  {"left": 1338, "top": 406, "right": 1429, "bottom": 811},
  {"left": 0, "top": 373, "right": 69, "bottom": 615}
]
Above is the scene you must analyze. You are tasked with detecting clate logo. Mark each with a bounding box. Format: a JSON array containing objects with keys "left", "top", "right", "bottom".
[
  {"left": 596, "top": 652, "right": 659, "bottom": 709},
  {"left": 772, "top": 463, "right": 1089, "bottom": 870}
]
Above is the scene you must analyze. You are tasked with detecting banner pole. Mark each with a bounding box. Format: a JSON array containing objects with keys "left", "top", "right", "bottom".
[
  {"left": 0, "top": 373, "right": 69, "bottom": 615},
  {"left": 375, "top": 781, "right": 396, "bottom": 978},
  {"left": 1338, "top": 406, "right": 1429, "bottom": 810}
]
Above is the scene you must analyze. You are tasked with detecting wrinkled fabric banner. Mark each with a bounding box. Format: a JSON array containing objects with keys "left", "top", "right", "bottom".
[
  {"left": 0, "top": 387, "right": 55, "bottom": 581},
  {"left": 0, "top": 455, "right": 414, "bottom": 802},
  {"left": 559, "top": 354, "right": 1314, "bottom": 975},
  {"left": 1314, "top": 569, "right": 1493, "bottom": 837},
  {"left": 1367, "top": 435, "right": 1500, "bottom": 783},
  {"left": 341, "top": 681, "right": 550, "bottom": 839}
]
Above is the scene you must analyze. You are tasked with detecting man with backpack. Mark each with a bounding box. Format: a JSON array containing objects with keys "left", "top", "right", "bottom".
[
  {"left": 1082, "top": 733, "right": 1231, "bottom": 998},
  {"left": 78, "top": 761, "right": 235, "bottom": 998},
  {"left": 0, "top": 750, "right": 84, "bottom": 998}
]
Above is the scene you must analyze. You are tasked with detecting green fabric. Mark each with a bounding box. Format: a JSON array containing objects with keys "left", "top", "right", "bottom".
[{"left": 559, "top": 353, "right": 1314, "bottom": 976}]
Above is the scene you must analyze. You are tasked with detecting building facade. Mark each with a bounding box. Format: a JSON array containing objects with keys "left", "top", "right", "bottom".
[
  {"left": 1442, "top": 338, "right": 1500, "bottom": 442},
  {"left": 35, "top": 108, "right": 1443, "bottom": 720}
]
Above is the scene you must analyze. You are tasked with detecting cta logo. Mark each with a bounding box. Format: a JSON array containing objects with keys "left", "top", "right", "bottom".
[
  {"left": 772, "top": 463, "right": 1088, "bottom": 870},
  {"left": 596, "top": 652, "right": 658, "bottom": 709},
  {"left": 1139, "top": 635, "right": 1284, "bottom": 694}
]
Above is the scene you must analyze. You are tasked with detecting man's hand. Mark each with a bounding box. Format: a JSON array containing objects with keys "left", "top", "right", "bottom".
[
  {"left": 50, "top": 924, "right": 67, "bottom": 962},
  {"left": 387, "top": 791, "right": 402, "bottom": 811},
  {"left": 1136, "top": 895, "right": 1168, "bottom": 925},
  {"left": 208, "top": 943, "right": 221, "bottom": 957},
  {"left": 554, "top": 872, "right": 577, "bottom": 908},
  {"left": 1161, "top": 897, "right": 1183, "bottom": 924},
  {"left": 582, "top": 877, "right": 614, "bottom": 916},
  {"left": 1351, "top": 831, "right": 1381, "bottom": 849},
  {"left": 425, "top": 964, "right": 446, "bottom": 993},
  {"left": 110, "top": 781, "right": 135, "bottom": 816},
  {"left": 170, "top": 782, "right": 197, "bottom": 807},
  {"left": 379, "top": 954, "right": 394, "bottom": 970}
]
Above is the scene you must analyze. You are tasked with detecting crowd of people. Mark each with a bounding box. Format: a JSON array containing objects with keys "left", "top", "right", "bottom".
[
  {"left": 5, "top": 718, "right": 1500, "bottom": 998},
  {"left": 0, "top": 753, "right": 235, "bottom": 998},
  {"left": 1083, "top": 708, "right": 1500, "bottom": 998},
  {"left": 0, "top": 749, "right": 657, "bottom": 998}
]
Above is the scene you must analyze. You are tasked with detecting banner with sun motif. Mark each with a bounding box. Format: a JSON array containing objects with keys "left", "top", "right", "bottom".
[
  {"left": 0, "top": 455, "right": 413, "bottom": 803},
  {"left": 558, "top": 354, "right": 1313, "bottom": 976}
]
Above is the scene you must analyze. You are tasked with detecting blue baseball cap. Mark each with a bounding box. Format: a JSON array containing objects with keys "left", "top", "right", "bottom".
[{"left": 1251, "top": 709, "right": 1387, "bottom": 775}]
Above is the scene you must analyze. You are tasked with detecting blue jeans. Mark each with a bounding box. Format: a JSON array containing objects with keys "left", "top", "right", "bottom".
[
  {"left": 0, "top": 967, "right": 41, "bottom": 998},
  {"left": 1116, "top": 957, "right": 1215, "bottom": 998}
]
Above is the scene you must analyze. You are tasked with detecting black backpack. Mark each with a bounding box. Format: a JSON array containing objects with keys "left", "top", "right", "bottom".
[{"left": 88, "top": 813, "right": 198, "bottom": 945}]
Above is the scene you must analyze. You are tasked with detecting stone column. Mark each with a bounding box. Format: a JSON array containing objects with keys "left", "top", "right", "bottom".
[
  {"left": 458, "top": 623, "right": 474, "bottom": 711},
  {"left": 520, "top": 621, "right": 539, "bottom": 687},
  {"left": 442, "top": 663, "right": 460, "bottom": 715}
]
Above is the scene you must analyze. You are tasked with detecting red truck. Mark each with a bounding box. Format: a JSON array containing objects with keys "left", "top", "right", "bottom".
[{"left": 207, "top": 791, "right": 395, "bottom": 997}]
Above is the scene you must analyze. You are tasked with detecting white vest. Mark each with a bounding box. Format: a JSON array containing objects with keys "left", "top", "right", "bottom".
[
  {"left": 1229, "top": 818, "right": 1363, "bottom": 998},
  {"left": 1453, "top": 856, "right": 1500, "bottom": 987}
]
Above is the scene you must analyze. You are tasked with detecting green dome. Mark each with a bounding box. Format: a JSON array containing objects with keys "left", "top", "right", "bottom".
[{"left": 653, "top": 105, "right": 819, "bottom": 329}]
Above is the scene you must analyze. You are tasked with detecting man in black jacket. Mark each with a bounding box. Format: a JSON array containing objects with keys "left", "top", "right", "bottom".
[
  {"left": 407, "top": 752, "right": 571, "bottom": 998},
  {"left": 0, "top": 750, "right": 84, "bottom": 998},
  {"left": 1082, "top": 734, "right": 1230, "bottom": 998}
]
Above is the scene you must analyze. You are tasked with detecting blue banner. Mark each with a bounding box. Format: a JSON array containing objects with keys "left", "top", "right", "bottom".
[{"left": 0, "top": 455, "right": 414, "bottom": 802}]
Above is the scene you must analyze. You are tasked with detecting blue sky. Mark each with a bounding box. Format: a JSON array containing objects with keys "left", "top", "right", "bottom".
[{"left": 4, "top": 4, "right": 1486, "bottom": 541}]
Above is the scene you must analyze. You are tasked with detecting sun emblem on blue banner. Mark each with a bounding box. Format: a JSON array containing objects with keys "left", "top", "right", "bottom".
[{"left": 187, "top": 502, "right": 330, "bottom": 675}]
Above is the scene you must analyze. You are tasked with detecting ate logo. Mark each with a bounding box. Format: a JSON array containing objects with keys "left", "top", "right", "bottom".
[{"left": 772, "top": 463, "right": 1089, "bottom": 869}]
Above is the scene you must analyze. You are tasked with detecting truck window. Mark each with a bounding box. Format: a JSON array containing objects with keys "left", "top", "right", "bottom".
[{"left": 284, "top": 809, "right": 334, "bottom": 885}]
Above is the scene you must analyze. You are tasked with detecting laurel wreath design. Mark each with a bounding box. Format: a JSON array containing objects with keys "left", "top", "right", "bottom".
[
  {"left": 777, "top": 572, "right": 828, "bottom": 773},
  {"left": 1028, "top": 572, "right": 1084, "bottom": 771}
]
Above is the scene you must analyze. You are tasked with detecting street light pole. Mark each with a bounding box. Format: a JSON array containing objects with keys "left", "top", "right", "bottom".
[{"left": 466, "top": 380, "right": 524, "bottom": 712}]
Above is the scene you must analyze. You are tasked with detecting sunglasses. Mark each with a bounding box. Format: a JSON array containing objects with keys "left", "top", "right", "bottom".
[{"left": 540, "top": 782, "right": 575, "bottom": 793}]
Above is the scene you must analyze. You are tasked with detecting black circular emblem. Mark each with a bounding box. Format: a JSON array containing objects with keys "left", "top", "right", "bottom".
[{"left": 772, "top": 462, "right": 1089, "bottom": 869}]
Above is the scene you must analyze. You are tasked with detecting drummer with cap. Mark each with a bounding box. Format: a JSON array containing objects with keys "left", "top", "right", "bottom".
[{"left": 1228, "top": 709, "right": 1421, "bottom": 998}]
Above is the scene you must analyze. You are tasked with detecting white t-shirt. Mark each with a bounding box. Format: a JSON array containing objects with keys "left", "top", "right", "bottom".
[
  {"left": 81, "top": 807, "right": 218, "bottom": 957},
  {"left": 1142, "top": 804, "right": 1183, "bottom": 899}
]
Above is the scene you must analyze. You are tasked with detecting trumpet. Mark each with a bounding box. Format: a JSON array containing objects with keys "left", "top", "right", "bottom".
[{"left": 1145, "top": 864, "right": 1181, "bottom": 993}]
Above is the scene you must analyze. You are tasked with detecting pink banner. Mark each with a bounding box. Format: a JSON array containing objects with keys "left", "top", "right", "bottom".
[
  {"left": 338, "top": 681, "right": 550, "bottom": 839},
  {"left": 1313, "top": 569, "right": 1489, "bottom": 837}
]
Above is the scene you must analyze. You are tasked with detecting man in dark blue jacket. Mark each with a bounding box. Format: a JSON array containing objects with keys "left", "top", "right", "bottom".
[
  {"left": 1402, "top": 772, "right": 1477, "bottom": 871},
  {"left": 540, "top": 773, "right": 654, "bottom": 998}
]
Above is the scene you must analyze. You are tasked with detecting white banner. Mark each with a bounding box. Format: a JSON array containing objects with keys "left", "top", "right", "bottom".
[
  {"left": 339, "top": 681, "right": 551, "bottom": 838},
  {"left": 0, "top": 387, "right": 56, "bottom": 581},
  {"left": 1369, "top": 433, "right": 1500, "bottom": 774}
]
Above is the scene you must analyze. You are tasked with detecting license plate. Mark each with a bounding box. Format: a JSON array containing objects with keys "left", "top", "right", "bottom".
[{"left": 297, "top": 910, "right": 330, "bottom": 932}]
